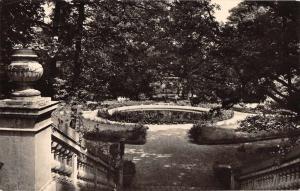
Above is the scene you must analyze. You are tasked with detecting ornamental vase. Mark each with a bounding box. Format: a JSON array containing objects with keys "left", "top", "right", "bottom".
[{"left": 7, "top": 49, "right": 43, "bottom": 98}]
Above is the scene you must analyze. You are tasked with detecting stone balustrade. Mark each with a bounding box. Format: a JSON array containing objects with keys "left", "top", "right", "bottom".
[
  {"left": 235, "top": 146, "right": 300, "bottom": 190},
  {"left": 0, "top": 49, "right": 121, "bottom": 191},
  {"left": 51, "top": 124, "right": 119, "bottom": 190}
]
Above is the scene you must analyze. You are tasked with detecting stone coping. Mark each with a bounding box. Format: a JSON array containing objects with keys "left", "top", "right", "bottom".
[
  {"left": 107, "top": 104, "right": 210, "bottom": 115},
  {"left": 82, "top": 110, "right": 138, "bottom": 128}
]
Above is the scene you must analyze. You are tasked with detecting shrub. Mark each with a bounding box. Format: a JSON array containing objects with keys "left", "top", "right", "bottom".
[
  {"left": 238, "top": 115, "right": 300, "bottom": 135},
  {"left": 104, "top": 109, "right": 233, "bottom": 124},
  {"left": 82, "top": 123, "right": 147, "bottom": 144},
  {"left": 189, "top": 122, "right": 255, "bottom": 144},
  {"left": 206, "top": 108, "right": 234, "bottom": 122},
  {"left": 237, "top": 114, "right": 300, "bottom": 156},
  {"left": 190, "top": 97, "right": 201, "bottom": 106},
  {"left": 188, "top": 122, "right": 214, "bottom": 143},
  {"left": 97, "top": 108, "right": 111, "bottom": 119}
]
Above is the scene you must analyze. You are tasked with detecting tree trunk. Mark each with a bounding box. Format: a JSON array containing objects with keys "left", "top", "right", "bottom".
[
  {"left": 0, "top": 1, "right": 5, "bottom": 98},
  {"left": 47, "top": 0, "right": 62, "bottom": 97},
  {"left": 53, "top": 0, "right": 62, "bottom": 36},
  {"left": 71, "top": 2, "right": 85, "bottom": 92}
]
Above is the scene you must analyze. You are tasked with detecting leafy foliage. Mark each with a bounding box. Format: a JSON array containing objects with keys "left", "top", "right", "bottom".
[
  {"left": 1, "top": 0, "right": 299, "bottom": 115},
  {"left": 188, "top": 122, "right": 212, "bottom": 143},
  {"left": 49, "top": 0, "right": 220, "bottom": 101},
  {"left": 101, "top": 109, "right": 233, "bottom": 124},
  {"left": 238, "top": 114, "right": 300, "bottom": 157},
  {"left": 216, "top": 1, "right": 300, "bottom": 113},
  {"left": 238, "top": 115, "right": 300, "bottom": 135}
]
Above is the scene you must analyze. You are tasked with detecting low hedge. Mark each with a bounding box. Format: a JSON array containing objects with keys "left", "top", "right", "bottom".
[
  {"left": 81, "top": 118, "right": 147, "bottom": 144},
  {"left": 189, "top": 114, "right": 300, "bottom": 145},
  {"left": 99, "top": 109, "right": 233, "bottom": 125},
  {"left": 188, "top": 123, "right": 250, "bottom": 144}
]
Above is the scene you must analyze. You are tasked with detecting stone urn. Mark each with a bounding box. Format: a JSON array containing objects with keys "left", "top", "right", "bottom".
[{"left": 7, "top": 49, "right": 43, "bottom": 99}]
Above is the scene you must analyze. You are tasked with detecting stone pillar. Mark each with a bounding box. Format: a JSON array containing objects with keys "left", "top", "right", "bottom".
[{"left": 0, "top": 49, "right": 58, "bottom": 191}]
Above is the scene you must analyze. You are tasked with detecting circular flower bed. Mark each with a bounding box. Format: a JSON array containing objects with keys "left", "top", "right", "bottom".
[{"left": 98, "top": 107, "right": 234, "bottom": 124}]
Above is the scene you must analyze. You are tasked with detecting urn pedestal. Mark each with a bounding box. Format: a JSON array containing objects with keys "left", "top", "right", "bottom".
[{"left": 0, "top": 49, "right": 58, "bottom": 191}]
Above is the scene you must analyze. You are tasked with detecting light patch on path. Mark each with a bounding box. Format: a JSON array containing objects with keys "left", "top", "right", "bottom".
[
  {"left": 146, "top": 124, "right": 193, "bottom": 132},
  {"left": 216, "top": 111, "right": 253, "bottom": 128}
]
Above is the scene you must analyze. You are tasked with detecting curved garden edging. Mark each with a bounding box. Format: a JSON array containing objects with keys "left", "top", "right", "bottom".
[
  {"left": 108, "top": 105, "right": 210, "bottom": 115},
  {"left": 82, "top": 104, "right": 250, "bottom": 130},
  {"left": 81, "top": 104, "right": 253, "bottom": 145},
  {"left": 107, "top": 105, "right": 251, "bottom": 129}
]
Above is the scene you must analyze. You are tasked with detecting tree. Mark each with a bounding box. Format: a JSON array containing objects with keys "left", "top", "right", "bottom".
[
  {"left": 216, "top": 1, "right": 300, "bottom": 113},
  {"left": 165, "top": 0, "right": 219, "bottom": 97},
  {"left": 0, "top": 0, "right": 45, "bottom": 97},
  {"left": 78, "top": 0, "right": 171, "bottom": 100}
]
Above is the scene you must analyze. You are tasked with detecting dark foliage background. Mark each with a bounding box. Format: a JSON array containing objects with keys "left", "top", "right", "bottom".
[{"left": 0, "top": 0, "right": 299, "bottom": 114}]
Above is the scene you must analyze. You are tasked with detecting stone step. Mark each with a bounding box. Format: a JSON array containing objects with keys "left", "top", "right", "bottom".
[{"left": 124, "top": 185, "right": 212, "bottom": 191}]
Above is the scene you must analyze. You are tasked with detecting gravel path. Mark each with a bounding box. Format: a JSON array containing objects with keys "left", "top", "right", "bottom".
[
  {"left": 124, "top": 124, "right": 240, "bottom": 189},
  {"left": 123, "top": 108, "right": 252, "bottom": 189}
]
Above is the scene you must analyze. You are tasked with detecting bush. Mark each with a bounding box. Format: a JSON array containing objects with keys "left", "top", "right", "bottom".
[
  {"left": 237, "top": 114, "right": 300, "bottom": 156},
  {"left": 97, "top": 108, "right": 111, "bottom": 119},
  {"left": 189, "top": 122, "right": 252, "bottom": 144},
  {"left": 82, "top": 123, "right": 147, "bottom": 144},
  {"left": 188, "top": 122, "right": 212, "bottom": 142},
  {"left": 238, "top": 115, "right": 300, "bottom": 135},
  {"left": 206, "top": 108, "right": 234, "bottom": 122},
  {"left": 103, "top": 109, "right": 234, "bottom": 125},
  {"left": 190, "top": 97, "right": 201, "bottom": 106}
]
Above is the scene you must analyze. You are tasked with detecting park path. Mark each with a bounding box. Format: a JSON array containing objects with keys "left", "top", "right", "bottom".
[
  {"left": 216, "top": 111, "right": 252, "bottom": 129},
  {"left": 123, "top": 124, "right": 241, "bottom": 190},
  {"left": 122, "top": 108, "right": 253, "bottom": 190}
]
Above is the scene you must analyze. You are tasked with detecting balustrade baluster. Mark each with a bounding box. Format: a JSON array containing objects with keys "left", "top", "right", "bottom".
[
  {"left": 295, "top": 166, "right": 300, "bottom": 188},
  {"left": 286, "top": 169, "right": 292, "bottom": 189}
]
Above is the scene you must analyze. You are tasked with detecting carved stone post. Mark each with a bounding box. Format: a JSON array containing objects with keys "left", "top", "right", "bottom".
[{"left": 0, "top": 49, "right": 58, "bottom": 191}]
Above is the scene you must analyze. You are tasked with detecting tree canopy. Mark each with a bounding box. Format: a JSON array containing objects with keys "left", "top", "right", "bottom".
[
  {"left": 216, "top": 1, "right": 300, "bottom": 113},
  {"left": 0, "top": 0, "right": 299, "bottom": 113}
]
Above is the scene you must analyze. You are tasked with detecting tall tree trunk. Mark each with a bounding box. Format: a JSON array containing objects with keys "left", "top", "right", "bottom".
[
  {"left": 71, "top": 2, "right": 85, "bottom": 92},
  {"left": 0, "top": 0, "right": 5, "bottom": 98},
  {"left": 47, "top": 0, "right": 62, "bottom": 97},
  {"left": 53, "top": 0, "right": 62, "bottom": 36}
]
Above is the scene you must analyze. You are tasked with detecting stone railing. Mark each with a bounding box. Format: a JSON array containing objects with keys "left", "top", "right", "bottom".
[
  {"left": 50, "top": 124, "right": 118, "bottom": 191},
  {"left": 235, "top": 146, "right": 300, "bottom": 190},
  {"left": 0, "top": 49, "right": 121, "bottom": 191}
]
